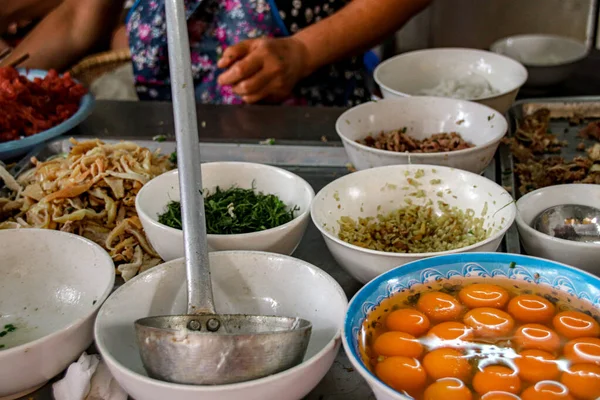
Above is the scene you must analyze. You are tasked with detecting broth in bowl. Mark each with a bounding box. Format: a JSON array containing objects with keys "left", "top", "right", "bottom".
[
  {"left": 358, "top": 277, "right": 600, "bottom": 400},
  {"left": 343, "top": 254, "right": 600, "bottom": 400}
]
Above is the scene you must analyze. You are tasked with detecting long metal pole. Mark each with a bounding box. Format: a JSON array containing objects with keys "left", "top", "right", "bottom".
[{"left": 164, "top": 0, "right": 215, "bottom": 314}]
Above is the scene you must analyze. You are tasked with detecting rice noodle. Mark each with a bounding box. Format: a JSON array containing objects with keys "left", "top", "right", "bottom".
[{"left": 0, "top": 138, "right": 173, "bottom": 280}]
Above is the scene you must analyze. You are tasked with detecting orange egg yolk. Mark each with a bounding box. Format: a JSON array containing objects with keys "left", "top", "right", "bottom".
[
  {"left": 423, "top": 348, "right": 472, "bottom": 381},
  {"left": 375, "top": 356, "right": 427, "bottom": 393},
  {"left": 463, "top": 307, "right": 515, "bottom": 338},
  {"left": 521, "top": 381, "right": 574, "bottom": 400},
  {"left": 514, "top": 323, "right": 561, "bottom": 353},
  {"left": 473, "top": 365, "right": 521, "bottom": 395},
  {"left": 385, "top": 308, "right": 430, "bottom": 337},
  {"left": 424, "top": 378, "right": 472, "bottom": 400},
  {"left": 458, "top": 284, "right": 509, "bottom": 309},
  {"left": 508, "top": 294, "right": 555, "bottom": 323},
  {"left": 417, "top": 292, "right": 463, "bottom": 322},
  {"left": 426, "top": 321, "right": 474, "bottom": 347},
  {"left": 563, "top": 337, "right": 600, "bottom": 365},
  {"left": 515, "top": 349, "right": 561, "bottom": 383},
  {"left": 552, "top": 311, "right": 600, "bottom": 340},
  {"left": 560, "top": 364, "right": 600, "bottom": 400},
  {"left": 372, "top": 331, "right": 423, "bottom": 358}
]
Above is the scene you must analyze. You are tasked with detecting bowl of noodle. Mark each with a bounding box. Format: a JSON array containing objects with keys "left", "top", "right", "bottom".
[{"left": 0, "top": 138, "right": 174, "bottom": 281}]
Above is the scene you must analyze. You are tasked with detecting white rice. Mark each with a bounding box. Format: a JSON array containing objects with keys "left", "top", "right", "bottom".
[{"left": 417, "top": 74, "right": 499, "bottom": 100}]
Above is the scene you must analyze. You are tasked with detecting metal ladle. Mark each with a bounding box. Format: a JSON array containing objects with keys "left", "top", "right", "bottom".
[
  {"left": 133, "top": 0, "right": 312, "bottom": 385},
  {"left": 532, "top": 204, "right": 600, "bottom": 244}
]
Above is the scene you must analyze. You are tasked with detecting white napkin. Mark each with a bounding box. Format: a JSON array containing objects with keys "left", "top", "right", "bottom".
[{"left": 52, "top": 353, "right": 128, "bottom": 400}]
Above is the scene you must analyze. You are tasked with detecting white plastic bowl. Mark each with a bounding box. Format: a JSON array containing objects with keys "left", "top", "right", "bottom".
[
  {"left": 491, "top": 34, "right": 589, "bottom": 87},
  {"left": 311, "top": 165, "right": 516, "bottom": 283},
  {"left": 94, "top": 251, "right": 348, "bottom": 400},
  {"left": 374, "top": 48, "right": 527, "bottom": 114},
  {"left": 336, "top": 97, "right": 508, "bottom": 173},
  {"left": 515, "top": 184, "right": 600, "bottom": 275},
  {"left": 136, "top": 162, "right": 315, "bottom": 261},
  {"left": 0, "top": 229, "right": 115, "bottom": 398}
]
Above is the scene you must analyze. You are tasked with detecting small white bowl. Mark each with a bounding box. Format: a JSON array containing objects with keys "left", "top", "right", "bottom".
[
  {"left": 311, "top": 165, "right": 516, "bottom": 283},
  {"left": 374, "top": 48, "right": 527, "bottom": 114},
  {"left": 136, "top": 162, "right": 315, "bottom": 261},
  {"left": 491, "top": 34, "right": 589, "bottom": 87},
  {"left": 0, "top": 229, "right": 115, "bottom": 398},
  {"left": 336, "top": 97, "right": 507, "bottom": 174},
  {"left": 515, "top": 184, "right": 600, "bottom": 275},
  {"left": 94, "top": 251, "right": 348, "bottom": 400}
]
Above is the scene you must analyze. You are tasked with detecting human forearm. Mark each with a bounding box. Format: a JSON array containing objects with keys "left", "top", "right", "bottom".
[
  {"left": 0, "top": 0, "right": 124, "bottom": 70},
  {"left": 293, "top": 0, "right": 431, "bottom": 76},
  {"left": 0, "top": 0, "right": 63, "bottom": 33}
]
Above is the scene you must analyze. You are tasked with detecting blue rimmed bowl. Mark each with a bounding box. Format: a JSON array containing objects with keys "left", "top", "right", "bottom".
[
  {"left": 342, "top": 252, "right": 600, "bottom": 400},
  {"left": 0, "top": 69, "right": 95, "bottom": 160}
]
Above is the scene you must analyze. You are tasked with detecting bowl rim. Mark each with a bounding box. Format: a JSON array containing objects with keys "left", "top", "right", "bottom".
[
  {"left": 335, "top": 97, "right": 508, "bottom": 159},
  {"left": 515, "top": 183, "right": 600, "bottom": 250},
  {"left": 0, "top": 69, "right": 95, "bottom": 158},
  {"left": 94, "top": 250, "right": 348, "bottom": 392},
  {"left": 373, "top": 47, "right": 528, "bottom": 102},
  {"left": 341, "top": 252, "right": 600, "bottom": 398},
  {"left": 0, "top": 228, "right": 115, "bottom": 356},
  {"left": 310, "top": 164, "right": 517, "bottom": 258},
  {"left": 490, "top": 34, "right": 590, "bottom": 67},
  {"left": 135, "top": 161, "right": 316, "bottom": 239}
]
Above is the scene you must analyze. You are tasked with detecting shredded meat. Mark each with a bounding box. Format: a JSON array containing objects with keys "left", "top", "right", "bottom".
[
  {"left": 0, "top": 67, "right": 87, "bottom": 143},
  {"left": 360, "top": 130, "right": 474, "bottom": 153},
  {"left": 507, "top": 108, "right": 600, "bottom": 195}
]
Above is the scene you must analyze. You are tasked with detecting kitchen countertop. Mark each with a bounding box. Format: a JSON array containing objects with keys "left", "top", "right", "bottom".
[{"left": 18, "top": 48, "right": 600, "bottom": 400}]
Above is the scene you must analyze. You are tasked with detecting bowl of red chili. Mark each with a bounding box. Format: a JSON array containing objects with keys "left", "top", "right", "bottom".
[{"left": 0, "top": 68, "right": 94, "bottom": 160}]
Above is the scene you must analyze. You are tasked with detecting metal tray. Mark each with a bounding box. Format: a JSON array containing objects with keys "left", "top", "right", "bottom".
[
  {"left": 13, "top": 136, "right": 501, "bottom": 400},
  {"left": 499, "top": 96, "right": 600, "bottom": 254}
]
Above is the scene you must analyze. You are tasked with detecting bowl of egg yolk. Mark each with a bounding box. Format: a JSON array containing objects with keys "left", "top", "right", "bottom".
[{"left": 342, "top": 252, "right": 600, "bottom": 400}]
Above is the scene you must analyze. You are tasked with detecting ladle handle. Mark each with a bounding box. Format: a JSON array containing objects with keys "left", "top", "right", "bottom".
[{"left": 165, "top": 0, "right": 215, "bottom": 315}]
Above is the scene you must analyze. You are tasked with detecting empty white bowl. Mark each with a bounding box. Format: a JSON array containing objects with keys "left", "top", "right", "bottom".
[
  {"left": 94, "top": 251, "right": 348, "bottom": 400},
  {"left": 311, "top": 165, "right": 516, "bottom": 283},
  {"left": 515, "top": 184, "right": 600, "bottom": 275},
  {"left": 136, "top": 162, "right": 315, "bottom": 261},
  {"left": 336, "top": 97, "right": 508, "bottom": 174},
  {"left": 374, "top": 48, "right": 527, "bottom": 114},
  {"left": 491, "top": 34, "right": 589, "bottom": 87},
  {"left": 0, "top": 229, "right": 115, "bottom": 398}
]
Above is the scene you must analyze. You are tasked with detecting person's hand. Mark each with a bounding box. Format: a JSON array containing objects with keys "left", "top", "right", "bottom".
[{"left": 217, "top": 36, "right": 310, "bottom": 104}]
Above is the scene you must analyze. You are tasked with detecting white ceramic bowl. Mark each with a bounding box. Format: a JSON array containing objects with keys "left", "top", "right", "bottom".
[
  {"left": 0, "top": 229, "right": 115, "bottom": 398},
  {"left": 491, "top": 34, "right": 589, "bottom": 87},
  {"left": 311, "top": 165, "right": 516, "bottom": 283},
  {"left": 136, "top": 162, "right": 315, "bottom": 261},
  {"left": 374, "top": 48, "right": 527, "bottom": 114},
  {"left": 94, "top": 251, "right": 347, "bottom": 400},
  {"left": 336, "top": 97, "right": 508, "bottom": 174},
  {"left": 515, "top": 184, "right": 600, "bottom": 275}
]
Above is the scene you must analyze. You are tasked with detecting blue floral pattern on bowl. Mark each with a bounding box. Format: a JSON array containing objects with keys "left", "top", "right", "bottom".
[{"left": 344, "top": 252, "right": 600, "bottom": 391}]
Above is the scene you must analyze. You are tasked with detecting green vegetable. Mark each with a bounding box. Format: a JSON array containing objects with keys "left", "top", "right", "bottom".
[
  {"left": 509, "top": 261, "right": 516, "bottom": 269},
  {"left": 153, "top": 135, "right": 167, "bottom": 142},
  {"left": 158, "top": 185, "right": 299, "bottom": 235},
  {"left": 169, "top": 151, "right": 177, "bottom": 164}
]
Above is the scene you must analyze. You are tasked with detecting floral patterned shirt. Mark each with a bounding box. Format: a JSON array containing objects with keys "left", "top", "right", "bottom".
[{"left": 127, "top": 0, "right": 370, "bottom": 106}]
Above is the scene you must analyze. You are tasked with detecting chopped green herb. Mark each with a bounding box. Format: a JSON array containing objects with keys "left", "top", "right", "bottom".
[
  {"left": 401, "top": 127, "right": 407, "bottom": 133},
  {"left": 153, "top": 135, "right": 167, "bottom": 142},
  {"left": 169, "top": 151, "right": 177, "bottom": 164},
  {"left": 259, "top": 138, "right": 276, "bottom": 145},
  {"left": 509, "top": 261, "right": 516, "bottom": 269},
  {"left": 158, "top": 185, "right": 299, "bottom": 235}
]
